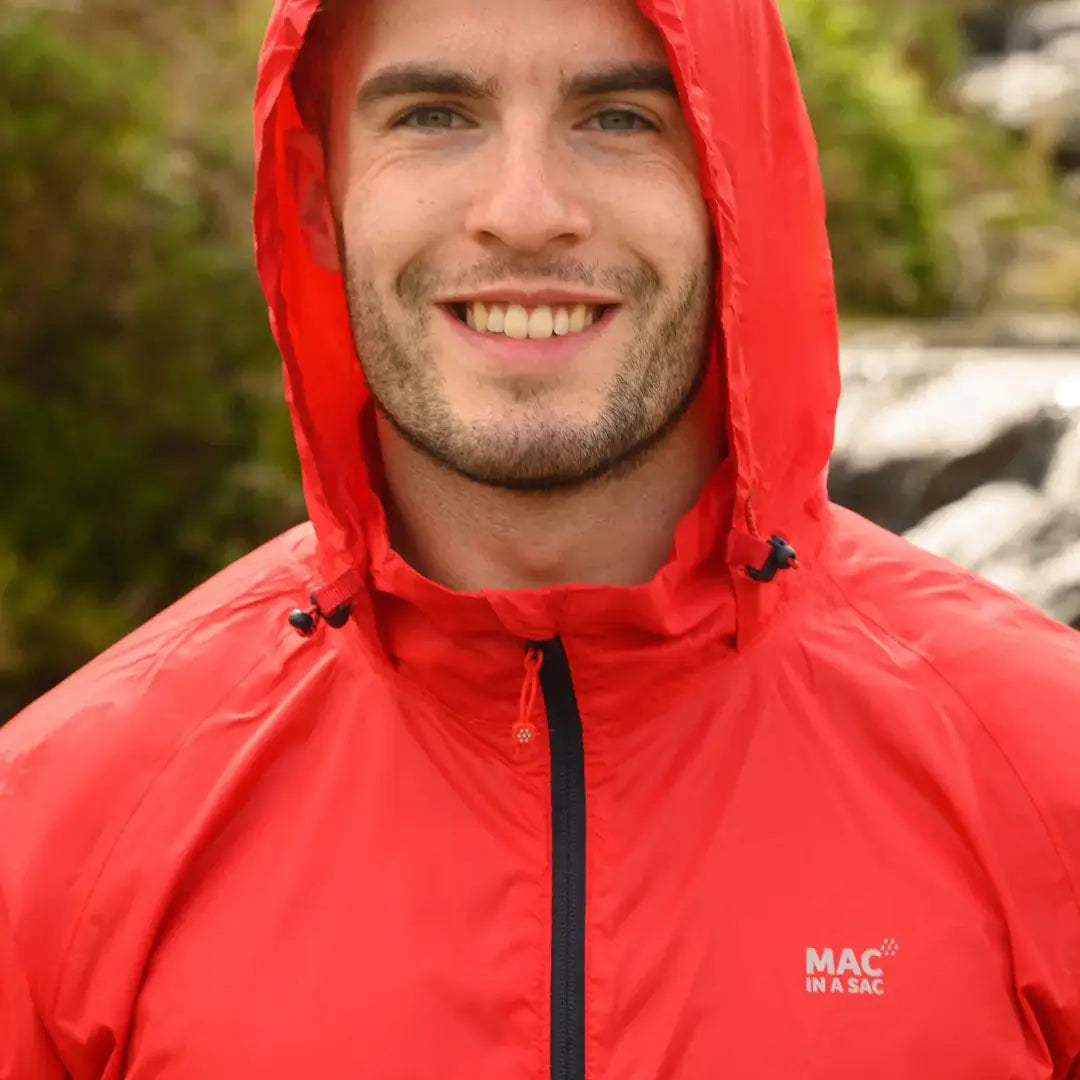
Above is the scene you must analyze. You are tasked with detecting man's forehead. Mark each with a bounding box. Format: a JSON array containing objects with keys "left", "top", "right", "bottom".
[{"left": 340, "top": 0, "right": 669, "bottom": 82}]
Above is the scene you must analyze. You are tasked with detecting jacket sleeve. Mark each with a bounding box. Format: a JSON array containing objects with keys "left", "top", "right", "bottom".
[
  {"left": 0, "top": 892, "right": 65, "bottom": 1080},
  {"left": 947, "top": 607, "right": 1080, "bottom": 1072}
]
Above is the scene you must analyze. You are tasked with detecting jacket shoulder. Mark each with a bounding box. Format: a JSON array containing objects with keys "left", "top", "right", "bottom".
[
  {"left": 824, "top": 505, "right": 1080, "bottom": 1045},
  {"left": 824, "top": 504, "right": 1080, "bottom": 722},
  {"left": 2, "top": 521, "right": 320, "bottom": 747},
  {"left": 0, "top": 523, "right": 321, "bottom": 1017},
  {"left": 825, "top": 506, "right": 1080, "bottom": 826}
]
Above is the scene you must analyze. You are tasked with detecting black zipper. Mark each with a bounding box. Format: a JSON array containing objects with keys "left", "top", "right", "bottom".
[{"left": 531, "top": 636, "right": 586, "bottom": 1080}]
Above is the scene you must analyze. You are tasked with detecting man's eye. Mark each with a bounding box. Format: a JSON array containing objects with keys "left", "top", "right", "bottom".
[
  {"left": 395, "top": 106, "right": 466, "bottom": 131},
  {"left": 587, "top": 109, "right": 659, "bottom": 133}
]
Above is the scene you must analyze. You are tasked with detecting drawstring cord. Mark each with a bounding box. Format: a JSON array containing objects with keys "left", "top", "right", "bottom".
[
  {"left": 288, "top": 566, "right": 366, "bottom": 637},
  {"left": 726, "top": 532, "right": 797, "bottom": 583},
  {"left": 731, "top": 491, "right": 797, "bottom": 583},
  {"left": 290, "top": 532, "right": 795, "bottom": 635},
  {"left": 514, "top": 646, "right": 544, "bottom": 747}
]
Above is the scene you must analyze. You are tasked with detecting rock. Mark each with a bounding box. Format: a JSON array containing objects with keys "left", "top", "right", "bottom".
[
  {"left": 1046, "top": 419, "right": 1080, "bottom": 501},
  {"left": 902, "top": 480, "right": 1080, "bottom": 630},
  {"left": 981, "top": 543, "right": 1080, "bottom": 627},
  {"left": 1045, "top": 32, "right": 1080, "bottom": 166},
  {"left": 903, "top": 481, "right": 1048, "bottom": 568},
  {"left": 834, "top": 347, "right": 1080, "bottom": 632},
  {"left": 956, "top": 2, "right": 1080, "bottom": 166},
  {"left": 905, "top": 485, "right": 1080, "bottom": 629},
  {"left": 1042, "top": 544, "right": 1080, "bottom": 628},
  {"left": 963, "top": 8, "right": 1020, "bottom": 56},
  {"left": 1007, "top": 0, "right": 1080, "bottom": 50},
  {"left": 904, "top": 478, "right": 1080, "bottom": 576},
  {"left": 957, "top": 49, "right": 1080, "bottom": 136},
  {"left": 830, "top": 359, "right": 1073, "bottom": 534}
]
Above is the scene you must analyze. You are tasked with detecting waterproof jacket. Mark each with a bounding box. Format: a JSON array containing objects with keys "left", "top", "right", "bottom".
[{"left": 4, "top": 1, "right": 1080, "bottom": 1077}]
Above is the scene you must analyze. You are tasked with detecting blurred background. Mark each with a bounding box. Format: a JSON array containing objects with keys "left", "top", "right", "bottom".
[{"left": 2, "top": 0, "right": 1079, "bottom": 721}]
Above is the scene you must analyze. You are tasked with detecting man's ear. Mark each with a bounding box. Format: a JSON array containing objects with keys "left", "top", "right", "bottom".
[{"left": 284, "top": 127, "right": 341, "bottom": 272}]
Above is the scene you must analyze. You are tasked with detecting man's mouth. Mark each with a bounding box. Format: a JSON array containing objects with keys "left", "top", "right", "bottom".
[{"left": 446, "top": 301, "right": 612, "bottom": 341}]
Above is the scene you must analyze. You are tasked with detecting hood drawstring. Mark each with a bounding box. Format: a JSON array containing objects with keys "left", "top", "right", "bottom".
[
  {"left": 513, "top": 647, "right": 544, "bottom": 748},
  {"left": 727, "top": 532, "right": 798, "bottom": 584},
  {"left": 289, "top": 532, "right": 794, "bottom": 642},
  {"left": 288, "top": 567, "right": 366, "bottom": 637}
]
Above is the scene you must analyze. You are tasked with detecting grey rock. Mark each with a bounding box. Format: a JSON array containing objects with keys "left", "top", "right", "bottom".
[
  {"left": 903, "top": 478, "right": 1080, "bottom": 579},
  {"left": 830, "top": 361, "right": 1073, "bottom": 533},
  {"left": 1042, "top": 544, "right": 1080, "bottom": 628},
  {"left": 957, "top": 49, "right": 1080, "bottom": 135},
  {"left": 905, "top": 485, "right": 1080, "bottom": 630},
  {"left": 981, "top": 543, "right": 1080, "bottom": 628},
  {"left": 833, "top": 347, "right": 1080, "bottom": 632},
  {"left": 957, "top": 1, "right": 1080, "bottom": 166},
  {"left": 1007, "top": 0, "right": 1080, "bottom": 50},
  {"left": 963, "top": 6, "right": 1021, "bottom": 57},
  {"left": 903, "top": 481, "right": 1048, "bottom": 568},
  {"left": 1046, "top": 421, "right": 1080, "bottom": 501}
]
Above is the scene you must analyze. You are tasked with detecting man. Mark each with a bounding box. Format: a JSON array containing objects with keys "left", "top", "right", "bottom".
[{"left": 3, "top": 0, "right": 1080, "bottom": 1076}]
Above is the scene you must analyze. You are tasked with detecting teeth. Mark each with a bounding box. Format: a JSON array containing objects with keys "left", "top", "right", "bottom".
[
  {"left": 463, "top": 301, "right": 602, "bottom": 339},
  {"left": 528, "top": 307, "right": 554, "bottom": 339},
  {"left": 504, "top": 304, "right": 529, "bottom": 340}
]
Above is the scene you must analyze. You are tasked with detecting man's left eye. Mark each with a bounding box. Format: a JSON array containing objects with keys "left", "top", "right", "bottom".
[
  {"left": 587, "top": 109, "right": 659, "bottom": 133},
  {"left": 395, "top": 106, "right": 466, "bottom": 130}
]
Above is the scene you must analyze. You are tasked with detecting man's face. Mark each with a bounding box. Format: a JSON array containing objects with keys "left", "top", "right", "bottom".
[{"left": 322, "top": 0, "right": 715, "bottom": 490}]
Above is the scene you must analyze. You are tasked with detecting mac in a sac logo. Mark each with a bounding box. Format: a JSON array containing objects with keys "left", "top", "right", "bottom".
[{"left": 805, "top": 939, "right": 900, "bottom": 996}]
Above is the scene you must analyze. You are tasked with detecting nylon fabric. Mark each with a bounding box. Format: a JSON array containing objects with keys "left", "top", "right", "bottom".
[{"left": 3, "top": 1, "right": 1080, "bottom": 1078}]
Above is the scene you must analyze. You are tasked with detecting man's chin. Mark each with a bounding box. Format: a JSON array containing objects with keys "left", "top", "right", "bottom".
[
  {"left": 393, "top": 418, "right": 685, "bottom": 495},
  {"left": 375, "top": 408, "right": 622, "bottom": 492}
]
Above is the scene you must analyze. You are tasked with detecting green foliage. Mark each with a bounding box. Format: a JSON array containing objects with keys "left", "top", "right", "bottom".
[
  {"left": 781, "top": 0, "right": 964, "bottom": 314},
  {"left": 0, "top": 12, "right": 302, "bottom": 719}
]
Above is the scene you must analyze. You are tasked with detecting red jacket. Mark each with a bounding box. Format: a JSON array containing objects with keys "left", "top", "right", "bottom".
[{"left": 4, "top": 1, "right": 1080, "bottom": 1077}]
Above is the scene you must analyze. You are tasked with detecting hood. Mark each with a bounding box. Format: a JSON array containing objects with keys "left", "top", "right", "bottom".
[{"left": 252, "top": 0, "right": 840, "bottom": 648}]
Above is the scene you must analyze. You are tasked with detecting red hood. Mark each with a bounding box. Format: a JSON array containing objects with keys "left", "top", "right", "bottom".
[{"left": 251, "top": 0, "right": 840, "bottom": 646}]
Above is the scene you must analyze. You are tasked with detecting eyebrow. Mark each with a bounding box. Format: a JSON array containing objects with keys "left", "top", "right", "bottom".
[
  {"left": 561, "top": 62, "right": 679, "bottom": 101},
  {"left": 355, "top": 61, "right": 679, "bottom": 109},
  {"left": 356, "top": 65, "right": 498, "bottom": 107}
]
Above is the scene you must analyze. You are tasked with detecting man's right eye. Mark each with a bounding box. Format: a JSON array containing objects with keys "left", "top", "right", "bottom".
[{"left": 393, "top": 106, "right": 467, "bottom": 131}]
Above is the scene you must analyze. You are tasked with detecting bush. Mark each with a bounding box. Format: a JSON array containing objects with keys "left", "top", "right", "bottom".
[
  {"left": 782, "top": 0, "right": 964, "bottom": 314},
  {"left": 0, "top": 13, "right": 301, "bottom": 719}
]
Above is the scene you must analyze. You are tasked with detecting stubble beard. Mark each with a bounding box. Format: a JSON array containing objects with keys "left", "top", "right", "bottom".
[{"left": 343, "top": 255, "right": 714, "bottom": 493}]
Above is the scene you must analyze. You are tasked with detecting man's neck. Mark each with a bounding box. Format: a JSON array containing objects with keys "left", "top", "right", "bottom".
[{"left": 377, "top": 395, "right": 723, "bottom": 592}]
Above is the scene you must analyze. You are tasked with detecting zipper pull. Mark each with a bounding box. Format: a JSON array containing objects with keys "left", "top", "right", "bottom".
[{"left": 513, "top": 646, "right": 544, "bottom": 749}]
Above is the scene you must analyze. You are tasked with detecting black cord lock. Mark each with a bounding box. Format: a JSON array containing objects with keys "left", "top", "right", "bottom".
[
  {"left": 288, "top": 593, "right": 352, "bottom": 637},
  {"left": 746, "top": 535, "right": 797, "bottom": 583}
]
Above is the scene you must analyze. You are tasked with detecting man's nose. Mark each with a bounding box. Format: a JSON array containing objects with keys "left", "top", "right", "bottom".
[{"left": 464, "top": 123, "right": 593, "bottom": 253}]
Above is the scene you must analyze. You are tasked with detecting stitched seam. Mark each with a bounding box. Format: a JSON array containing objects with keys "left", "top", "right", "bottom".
[
  {"left": 825, "top": 565, "right": 1080, "bottom": 932},
  {"left": 47, "top": 644, "right": 286, "bottom": 1017}
]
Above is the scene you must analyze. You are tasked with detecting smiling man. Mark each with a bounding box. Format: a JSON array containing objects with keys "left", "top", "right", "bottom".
[
  {"left": 289, "top": 0, "right": 722, "bottom": 590},
  {"left": 3, "top": 1, "right": 1080, "bottom": 1078}
]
